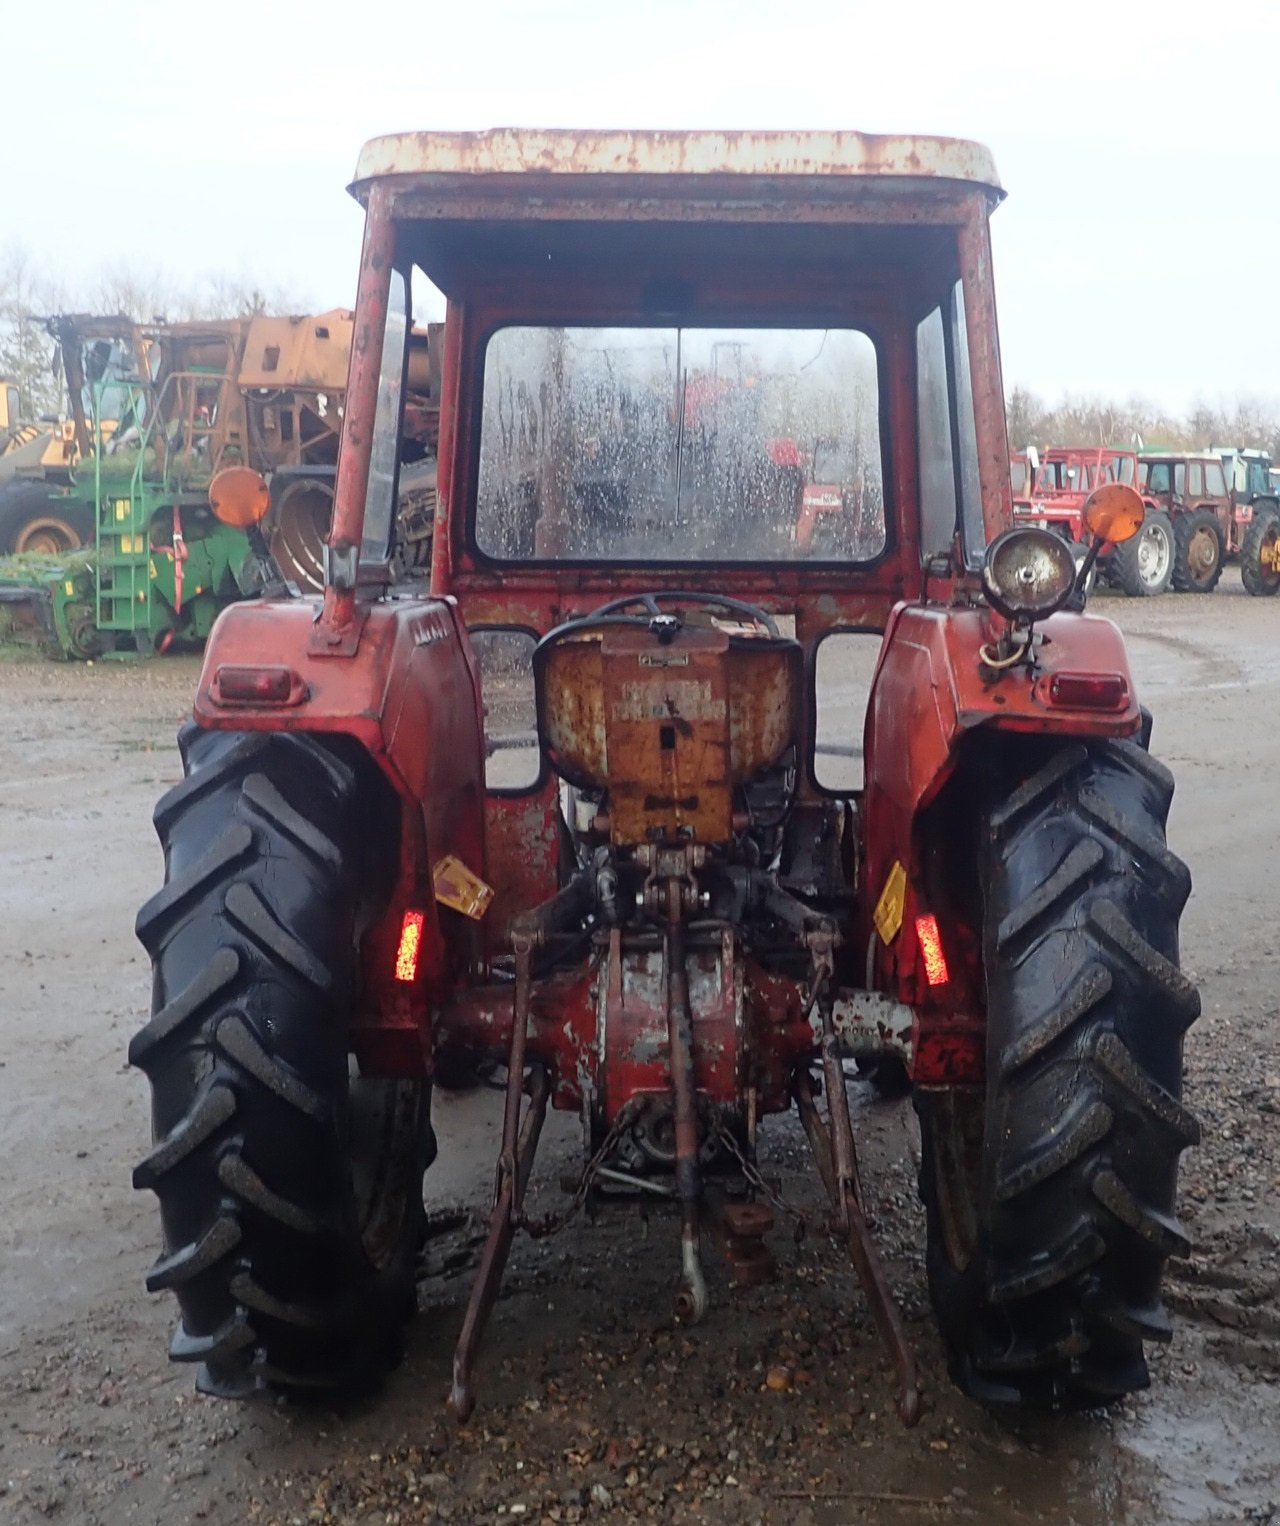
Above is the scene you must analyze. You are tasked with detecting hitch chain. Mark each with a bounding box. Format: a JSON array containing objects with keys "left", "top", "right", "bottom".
[
  {"left": 511, "top": 1102, "right": 639, "bottom": 1239},
  {"left": 713, "top": 1123, "right": 810, "bottom": 1240}
]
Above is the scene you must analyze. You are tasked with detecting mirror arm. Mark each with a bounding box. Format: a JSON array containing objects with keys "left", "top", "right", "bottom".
[{"left": 1067, "top": 534, "right": 1106, "bottom": 611}]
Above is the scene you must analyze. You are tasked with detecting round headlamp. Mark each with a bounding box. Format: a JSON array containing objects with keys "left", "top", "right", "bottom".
[{"left": 982, "top": 527, "right": 1078, "bottom": 622}]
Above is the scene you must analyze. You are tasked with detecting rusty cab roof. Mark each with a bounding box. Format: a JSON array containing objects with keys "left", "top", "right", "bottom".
[
  {"left": 350, "top": 128, "right": 1002, "bottom": 199},
  {"left": 347, "top": 130, "right": 1003, "bottom": 303}
]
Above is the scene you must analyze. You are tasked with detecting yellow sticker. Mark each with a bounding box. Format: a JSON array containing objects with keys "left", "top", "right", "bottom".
[
  {"left": 873, "top": 860, "right": 908, "bottom": 944},
  {"left": 432, "top": 855, "right": 495, "bottom": 920}
]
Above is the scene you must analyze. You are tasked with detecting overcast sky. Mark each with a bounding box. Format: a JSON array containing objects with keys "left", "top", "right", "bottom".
[{"left": 8, "top": 0, "right": 1277, "bottom": 413}]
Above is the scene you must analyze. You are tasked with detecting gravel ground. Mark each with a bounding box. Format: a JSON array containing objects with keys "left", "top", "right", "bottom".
[{"left": 1, "top": 575, "right": 1278, "bottom": 1525}]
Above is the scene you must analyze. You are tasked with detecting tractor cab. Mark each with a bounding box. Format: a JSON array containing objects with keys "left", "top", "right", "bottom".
[{"left": 133, "top": 131, "right": 1197, "bottom": 1429}]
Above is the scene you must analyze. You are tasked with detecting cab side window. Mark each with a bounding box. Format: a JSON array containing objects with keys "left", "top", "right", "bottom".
[
  {"left": 917, "top": 306, "right": 955, "bottom": 562},
  {"left": 916, "top": 284, "right": 984, "bottom": 568}
]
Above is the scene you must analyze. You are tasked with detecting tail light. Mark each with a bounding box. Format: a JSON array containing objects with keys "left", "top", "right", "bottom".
[
  {"left": 394, "top": 910, "right": 426, "bottom": 983},
  {"left": 915, "top": 914, "right": 950, "bottom": 987},
  {"left": 1047, "top": 672, "right": 1129, "bottom": 711},
  {"left": 211, "top": 664, "right": 305, "bottom": 706}
]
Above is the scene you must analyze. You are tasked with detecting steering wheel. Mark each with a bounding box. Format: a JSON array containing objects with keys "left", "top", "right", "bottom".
[{"left": 538, "top": 591, "right": 783, "bottom": 651}]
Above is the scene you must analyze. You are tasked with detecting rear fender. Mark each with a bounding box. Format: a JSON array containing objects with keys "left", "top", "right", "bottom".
[
  {"left": 861, "top": 602, "right": 1140, "bottom": 1028},
  {"left": 191, "top": 595, "right": 487, "bottom": 1070}
]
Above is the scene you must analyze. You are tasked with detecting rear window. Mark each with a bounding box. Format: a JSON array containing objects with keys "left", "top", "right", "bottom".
[{"left": 475, "top": 325, "right": 886, "bottom": 563}]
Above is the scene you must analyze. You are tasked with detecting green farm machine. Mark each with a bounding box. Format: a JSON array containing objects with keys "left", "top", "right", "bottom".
[{"left": 0, "top": 311, "right": 439, "bottom": 657}]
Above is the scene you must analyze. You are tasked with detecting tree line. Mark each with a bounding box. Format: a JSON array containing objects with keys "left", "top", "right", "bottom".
[{"left": 1007, "top": 385, "right": 1280, "bottom": 460}]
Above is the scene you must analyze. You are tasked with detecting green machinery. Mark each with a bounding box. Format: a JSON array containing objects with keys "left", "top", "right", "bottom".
[{"left": 0, "top": 316, "right": 263, "bottom": 659}]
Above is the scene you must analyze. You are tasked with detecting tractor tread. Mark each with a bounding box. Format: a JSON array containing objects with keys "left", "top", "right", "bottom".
[
  {"left": 994, "top": 1099, "right": 1114, "bottom": 1202},
  {"left": 152, "top": 734, "right": 266, "bottom": 836},
  {"left": 988, "top": 1222, "right": 1107, "bottom": 1303},
  {"left": 224, "top": 881, "right": 334, "bottom": 993},
  {"left": 127, "top": 948, "right": 241, "bottom": 1069},
  {"left": 1097, "top": 737, "right": 1175, "bottom": 803},
  {"left": 287, "top": 734, "right": 358, "bottom": 797},
  {"left": 995, "top": 839, "right": 1105, "bottom": 952},
  {"left": 195, "top": 1360, "right": 258, "bottom": 1400},
  {"left": 919, "top": 737, "right": 1198, "bottom": 1408},
  {"left": 214, "top": 1012, "right": 329, "bottom": 1121},
  {"left": 145, "top": 1213, "right": 242, "bottom": 1293},
  {"left": 988, "top": 745, "right": 1087, "bottom": 837},
  {"left": 1088, "top": 899, "right": 1200, "bottom": 1026},
  {"left": 132, "top": 1083, "right": 237, "bottom": 1189},
  {"left": 169, "top": 1313, "right": 255, "bottom": 1365},
  {"left": 1094, "top": 1032, "right": 1200, "bottom": 1146},
  {"left": 1093, "top": 1297, "right": 1173, "bottom": 1344},
  {"left": 229, "top": 1272, "right": 328, "bottom": 1330},
  {"left": 238, "top": 773, "right": 343, "bottom": 873},
  {"left": 133, "top": 727, "right": 427, "bottom": 1400},
  {"left": 1090, "top": 1170, "right": 1191, "bottom": 1257},
  {"left": 217, "top": 1152, "right": 327, "bottom": 1235},
  {"left": 978, "top": 1327, "right": 1090, "bottom": 1374},
  {"left": 251, "top": 1358, "right": 343, "bottom": 1391},
  {"left": 1078, "top": 787, "right": 1191, "bottom": 904},
  {"left": 134, "top": 824, "right": 254, "bottom": 952},
  {"left": 999, "top": 963, "right": 1112, "bottom": 1079},
  {"left": 1066, "top": 1355, "right": 1151, "bottom": 1400}
]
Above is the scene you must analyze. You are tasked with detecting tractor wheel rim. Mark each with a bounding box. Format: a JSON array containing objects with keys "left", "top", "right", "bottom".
[
  {"left": 1189, "top": 528, "right": 1218, "bottom": 576},
  {"left": 15, "top": 517, "right": 81, "bottom": 555},
  {"left": 1139, "top": 523, "right": 1171, "bottom": 584}
]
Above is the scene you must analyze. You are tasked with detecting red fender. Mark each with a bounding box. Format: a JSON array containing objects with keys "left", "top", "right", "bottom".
[
  {"left": 190, "top": 596, "right": 487, "bottom": 1071},
  {"left": 860, "top": 602, "right": 1141, "bottom": 1069}
]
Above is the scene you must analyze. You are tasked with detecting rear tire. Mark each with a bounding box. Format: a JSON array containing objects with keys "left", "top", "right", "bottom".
[
  {"left": 917, "top": 738, "right": 1199, "bottom": 1407},
  {"left": 130, "top": 725, "right": 432, "bottom": 1398},
  {"left": 1109, "top": 511, "right": 1173, "bottom": 596},
  {"left": 1171, "top": 508, "right": 1224, "bottom": 593},
  {"left": 1241, "top": 506, "right": 1280, "bottom": 596},
  {"left": 0, "top": 481, "right": 92, "bottom": 554}
]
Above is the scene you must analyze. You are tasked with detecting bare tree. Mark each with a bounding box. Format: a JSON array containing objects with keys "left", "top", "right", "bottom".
[{"left": 0, "top": 246, "right": 66, "bottom": 418}]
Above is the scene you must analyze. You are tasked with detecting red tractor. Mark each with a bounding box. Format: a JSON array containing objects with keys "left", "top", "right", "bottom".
[
  {"left": 1013, "top": 447, "right": 1169, "bottom": 596},
  {"left": 793, "top": 436, "right": 881, "bottom": 557},
  {"left": 1136, "top": 452, "right": 1235, "bottom": 595},
  {"left": 130, "top": 131, "right": 1199, "bottom": 1423}
]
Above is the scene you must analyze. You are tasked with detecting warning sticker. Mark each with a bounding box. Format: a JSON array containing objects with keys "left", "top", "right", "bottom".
[
  {"left": 433, "top": 855, "right": 495, "bottom": 920},
  {"left": 873, "top": 860, "right": 908, "bottom": 944}
]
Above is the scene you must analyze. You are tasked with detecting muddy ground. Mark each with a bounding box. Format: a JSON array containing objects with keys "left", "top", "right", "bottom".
[{"left": 1, "top": 576, "right": 1278, "bottom": 1525}]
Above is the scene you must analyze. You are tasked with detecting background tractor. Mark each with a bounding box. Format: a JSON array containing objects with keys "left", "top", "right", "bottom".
[
  {"left": 1135, "top": 450, "right": 1234, "bottom": 594},
  {"left": 130, "top": 129, "right": 1199, "bottom": 1423},
  {"left": 1217, "top": 448, "right": 1280, "bottom": 595},
  {"left": 1011, "top": 446, "right": 1160, "bottom": 594}
]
